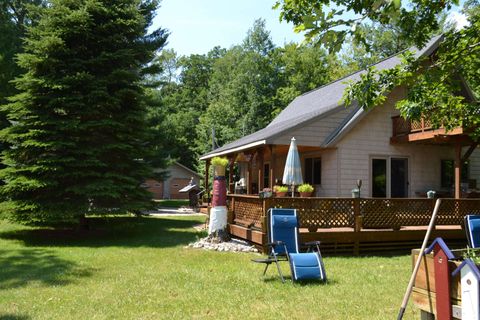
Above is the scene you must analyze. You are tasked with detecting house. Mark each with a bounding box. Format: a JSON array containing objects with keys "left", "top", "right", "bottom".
[
  {"left": 143, "top": 162, "right": 202, "bottom": 200},
  {"left": 200, "top": 36, "right": 479, "bottom": 199}
]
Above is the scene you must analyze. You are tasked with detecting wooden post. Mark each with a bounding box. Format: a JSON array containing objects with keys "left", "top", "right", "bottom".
[
  {"left": 258, "top": 149, "right": 264, "bottom": 191},
  {"left": 353, "top": 198, "right": 362, "bottom": 232},
  {"left": 269, "top": 145, "right": 275, "bottom": 188},
  {"left": 353, "top": 198, "right": 361, "bottom": 255},
  {"left": 229, "top": 157, "right": 235, "bottom": 194},
  {"left": 455, "top": 143, "right": 462, "bottom": 199},
  {"left": 205, "top": 159, "right": 210, "bottom": 202},
  {"left": 228, "top": 196, "right": 235, "bottom": 224},
  {"left": 247, "top": 154, "right": 252, "bottom": 194},
  {"left": 262, "top": 198, "right": 271, "bottom": 252}
]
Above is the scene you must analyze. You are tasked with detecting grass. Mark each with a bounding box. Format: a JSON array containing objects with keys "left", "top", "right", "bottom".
[
  {"left": 154, "top": 199, "right": 190, "bottom": 208},
  {"left": 0, "top": 215, "right": 422, "bottom": 320}
]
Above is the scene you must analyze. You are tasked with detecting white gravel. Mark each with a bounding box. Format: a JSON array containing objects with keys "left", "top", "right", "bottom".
[{"left": 187, "top": 237, "right": 259, "bottom": 253}]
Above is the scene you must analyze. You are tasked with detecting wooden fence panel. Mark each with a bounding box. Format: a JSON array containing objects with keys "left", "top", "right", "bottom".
[
  {"left": 228, "top": 195, "right": 480, "bottom": 234},
  {"left": 268, "top": 197, "right": 355, "bottom": 231},
  {"left": 228, "top": 195, "right": 263, "bottom": 228}
]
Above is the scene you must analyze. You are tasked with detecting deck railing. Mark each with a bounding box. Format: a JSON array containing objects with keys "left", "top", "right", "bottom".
[
  {"left": 227, "top": 195, "right": 480, "bottom": 253},
  {"left": 392, "top": 116, "right": 433, "bottom": 136}
]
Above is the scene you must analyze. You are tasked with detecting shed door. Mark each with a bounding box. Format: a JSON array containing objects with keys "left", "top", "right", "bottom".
[{"left": 170, "top": 178, "right": 190, "bottom": 199}]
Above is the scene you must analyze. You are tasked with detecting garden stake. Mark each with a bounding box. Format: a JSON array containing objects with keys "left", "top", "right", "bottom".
[{"left": 397, "top": 199, "right": 442, "bottom": 320}]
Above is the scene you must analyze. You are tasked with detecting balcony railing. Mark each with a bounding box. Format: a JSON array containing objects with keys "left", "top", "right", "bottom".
[{"left": 392, "top": 116, "right": 433, "bottom": 137}]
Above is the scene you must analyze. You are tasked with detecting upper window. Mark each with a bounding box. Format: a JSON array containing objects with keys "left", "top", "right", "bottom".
[{"left": 305, "top": 157, "right": 321, "bottom": 185}]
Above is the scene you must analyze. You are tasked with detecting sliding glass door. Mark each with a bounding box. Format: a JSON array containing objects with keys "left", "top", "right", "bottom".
[{"left": 371, "top": 157, "right": 409, "bottom": 198}]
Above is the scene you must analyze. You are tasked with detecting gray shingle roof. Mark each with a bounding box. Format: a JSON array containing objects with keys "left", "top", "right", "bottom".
[{"left": 200, "top": 35, "right": 443, "bottom": 160}]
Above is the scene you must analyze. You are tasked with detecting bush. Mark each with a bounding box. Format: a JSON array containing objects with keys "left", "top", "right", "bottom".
[
  {"left": 273, "top": 185, "right": 288, "bottom": 193},
  {"left": 211, "top": 157, "right": 229, "bottom": 167},
  {"left": 298, "top": 183, "right": 314, "bottom": 193}
]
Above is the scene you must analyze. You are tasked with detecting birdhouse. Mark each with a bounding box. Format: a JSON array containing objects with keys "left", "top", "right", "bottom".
[
  {"left": 452, "top": 259, "right": 480, "bottom": 320},
  {"left": 425, "top": 238, "right": 456, "bottom": 320}
]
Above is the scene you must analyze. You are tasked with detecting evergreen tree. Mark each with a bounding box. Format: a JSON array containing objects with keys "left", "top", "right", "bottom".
[{"left": 0, "top": 0, "right": 168, "bottom": 225}]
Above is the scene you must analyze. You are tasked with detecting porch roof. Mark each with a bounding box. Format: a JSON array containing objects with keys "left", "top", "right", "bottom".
[{"left": 200, "top": 35, "right": 443, "bottom": 161}]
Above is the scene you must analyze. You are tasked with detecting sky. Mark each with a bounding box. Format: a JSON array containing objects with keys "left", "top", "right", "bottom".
[
  {"left": 152, "top": 0, "right": 303, "bottom": 56},
  {"left": 152, "top": 0, "right": 469, "bottom": 57}
]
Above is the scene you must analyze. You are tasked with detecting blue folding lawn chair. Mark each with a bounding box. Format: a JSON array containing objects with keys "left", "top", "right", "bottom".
[
  {"left": 465, "top": 215, "right": 480, "bottom": 248},
  {"left": 252, "top": 208, "right": 327, "bottom": 283}
]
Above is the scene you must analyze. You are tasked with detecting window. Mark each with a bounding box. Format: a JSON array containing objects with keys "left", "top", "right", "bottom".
[
  {"left": 305, "top": 158, "right": 321, "bottom": 185},
  {"left": 441, "top": 160, "right": 469, "bottom": 188}
]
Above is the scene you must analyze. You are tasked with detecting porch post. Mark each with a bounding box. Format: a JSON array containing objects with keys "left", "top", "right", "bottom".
[
  {"left": 205, "top": 159, "right": 211, "bottom": 202},
  {"left": 228, "top": 156, "right": 235, "bottom": 194},
  {"left": 258, "top": 149, "right": 264, "bottom": 191},
  {"left": 269, "top": 145, "right": 275, "bottom": 188},
  {"left": 455, "top": 143, "right": 462, "bottom": 199},
  {"left": 247, "top": 156, "right": 252, "bottom": 195}
]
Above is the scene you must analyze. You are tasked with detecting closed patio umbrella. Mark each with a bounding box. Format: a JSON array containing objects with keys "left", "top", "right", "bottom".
[{"left": 282, "top": 137, "right": 303, "bottom": 197}]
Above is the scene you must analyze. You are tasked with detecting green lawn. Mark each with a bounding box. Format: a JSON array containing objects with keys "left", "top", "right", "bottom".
[
  {"left": 154, "top": 199, "right": 190, "bottom": 208},
  {"left": 0, "top": 216, "right": 421, "bottom": 319}
]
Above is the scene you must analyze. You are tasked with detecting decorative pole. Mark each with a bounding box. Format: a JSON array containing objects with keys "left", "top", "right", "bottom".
[{"left": 208, "top": 157, "right": 230, "bottom": 242}]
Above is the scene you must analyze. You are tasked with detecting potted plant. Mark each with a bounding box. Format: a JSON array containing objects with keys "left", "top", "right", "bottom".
[
  {"left": 273, "top": 185, "right": 288, "bottom": 197},
  {"left": 211, "top": 156, "right": 229, "bottom": 177},
  {"left": 259, "top": 188, "right": 273, "bottom": 199},
  {"left": 298, "top": 183, "right": 314, "bottom": 197}
]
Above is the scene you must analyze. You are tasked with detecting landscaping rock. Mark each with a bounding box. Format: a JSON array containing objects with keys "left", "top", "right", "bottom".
[{"left": 187, "top": 237, "right": 258, "bottom": 253}]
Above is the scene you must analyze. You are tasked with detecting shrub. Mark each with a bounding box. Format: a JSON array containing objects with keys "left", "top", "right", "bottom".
[
  {"left": 298, "top": 183, "right": 314, "bottom": 193},
  {"left": 273, "top": 185, "right": 288, "bottom": 193},
  {"left": 211, "top": 157, "right": 229, "bottom": 167}
]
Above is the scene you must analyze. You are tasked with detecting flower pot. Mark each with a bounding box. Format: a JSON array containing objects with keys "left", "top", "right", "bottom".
[
  {"left": 214, "top": 165, "right": 225, "bottom": 177},
  {"left": 300, "top": 192, "right": 313, "bottom": 198},
  {"left": 275, "top": 192, "right": 287, "bottom": 197}
]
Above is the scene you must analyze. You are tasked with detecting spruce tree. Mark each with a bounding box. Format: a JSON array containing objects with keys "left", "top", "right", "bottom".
[{"left": 0, "top": 0, "right": 168, "bottom": 225}]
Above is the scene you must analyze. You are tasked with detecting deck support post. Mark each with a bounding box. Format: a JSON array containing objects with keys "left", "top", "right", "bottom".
[
  {"left": 455, "top": 143, "right": 462, "bottom": 199},
  {"left": 353, "top": 198, "right": 361, "bottom": 255}
]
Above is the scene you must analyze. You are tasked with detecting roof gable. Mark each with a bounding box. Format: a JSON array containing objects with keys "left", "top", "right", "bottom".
[{"left": 200, "top": 35, "right": 443, "bottom": 160}]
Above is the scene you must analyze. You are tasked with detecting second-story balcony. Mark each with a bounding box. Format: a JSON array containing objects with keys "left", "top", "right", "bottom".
[{"left": 391, "top": 115, "right": 467, "bottom": 144}]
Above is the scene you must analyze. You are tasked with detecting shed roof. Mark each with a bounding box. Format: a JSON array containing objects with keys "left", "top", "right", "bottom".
[{"left": 200, "top": 35, "right": 443, "bottom": 160}]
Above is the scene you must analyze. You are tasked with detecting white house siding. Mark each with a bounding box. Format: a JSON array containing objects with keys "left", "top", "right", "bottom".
[
  {"left": 334, "top": 87, "right": 455, "bottom": 197},
  {"left": 313, "top": 148, "right": 338, "bottom": 197},
  {"left": 271, "top": 106, "right": 353, "bottom": 147},
  {"left": 468, "top": 149, "right": 480, "bottom": 188}
]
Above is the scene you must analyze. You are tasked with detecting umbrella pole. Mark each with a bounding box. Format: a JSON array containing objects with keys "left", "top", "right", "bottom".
[{"left": 291, "top": 183, "right": 295, "bottom": 197}]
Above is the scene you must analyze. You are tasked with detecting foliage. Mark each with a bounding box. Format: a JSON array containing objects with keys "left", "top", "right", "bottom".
[
  {"left": 0, "top": 0, "right": 168, "bottom": 225},
  {"left": 149, "top": 47, "right": 223, "bottom": 170},
  {"left": 276, "top": 0, "right": 480, "bottom": 140},
  {"left": 273, "top": 185, "right": 288, "bottom": 193},
  {"left": 0, "top": 0, "right": 47, "bottom": 103},
  {"left": 210, "top": 157, "right": 229, "bottom": 167},
  {"left": 0, "top": 217, "right": 418, "bottom": 319},
  {"left": 463, "top": 247, "right": 480, "bottom": 264},
  {"left": 274, "top": 0, "right": 453, "bottom": 52},
  {"left": 298, "top": 183, "right": 314, "bottom": 193}
]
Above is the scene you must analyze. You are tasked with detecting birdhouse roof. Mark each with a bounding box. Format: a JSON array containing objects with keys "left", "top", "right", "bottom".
[
  {"left": 425, "top": 238, "right": 455, "bottom": 260},
  {"left": 452, "top": 258, "right": 480, "bottom": 280}
]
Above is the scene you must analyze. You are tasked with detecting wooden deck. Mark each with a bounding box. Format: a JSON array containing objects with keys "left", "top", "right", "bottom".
[{"left": 227, "top": 195, "right": 480, "bottom": 254}]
